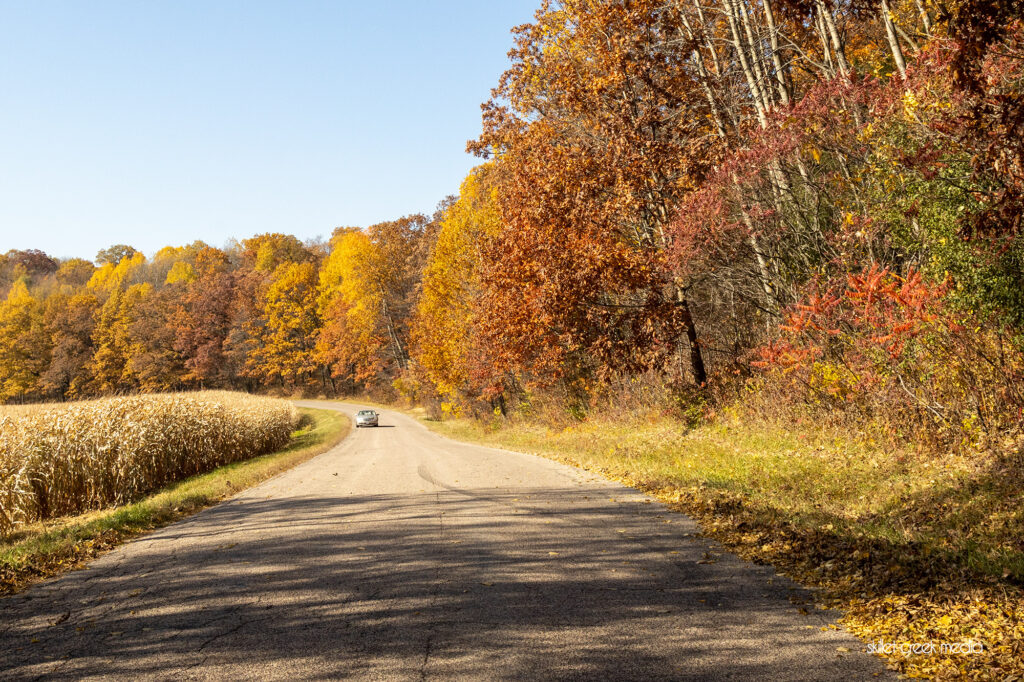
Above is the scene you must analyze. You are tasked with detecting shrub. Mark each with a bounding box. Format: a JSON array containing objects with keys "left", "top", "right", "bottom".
[{"left": 754, "top": 266, "right": 1024, "bottom": 448}]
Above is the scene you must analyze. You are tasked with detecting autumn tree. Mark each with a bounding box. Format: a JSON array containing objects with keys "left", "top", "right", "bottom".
[
  {"left": 56, "top": 259, "right": 96, "bottom": 288},
  {"left": 0, "top": 279, "right": 50, "bottom": 401},
  {"left": 241, "top": 233, "right": 315, "bottom": 273},
  {"left": 171, "top": 247, "right": 236, "bottom": 388},
  {"left": 95, "top": 244, "right": 139, "bottom": 266},
  {"left": 87, "top": 251, "right": 148, "bottom": 294},
  {"left": 41, "top": 291, "right": 99, "bottom": 399},
  {"left": 317, "top": 216, "right": 437, "bottom": 393},
  {"left": 413, "top": 167, "right": 504, "bottom": 407},
  {"left": 246, "top": 261, "right": 320, "bottom": 388},
  {"left": 470, "top": 0, "right": 720, "bottom": 391},
  {"left": 316, "top": 228, "right": 378, "bottom": 387},
  {"left": 220, "top": 231, "right": 319, "bottom": 387},
  {"left": 124, "top": 284, "right": 186, "bottom": 392},
  {"left": 89, "top": 284, "right": 150, "bottom": 394}
]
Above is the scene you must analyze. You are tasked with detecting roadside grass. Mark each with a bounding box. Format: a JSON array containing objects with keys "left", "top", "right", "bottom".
[
  {"left": 0, "top": 407, "right": 349, "bottom": 596},
  {"left": 424, "top": 413, "right": 1024, "bottom": 680}
]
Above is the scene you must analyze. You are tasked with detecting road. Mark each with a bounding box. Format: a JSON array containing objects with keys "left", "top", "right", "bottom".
[{"left": 1, "top": 401, "right": 891, "bottom": 680}]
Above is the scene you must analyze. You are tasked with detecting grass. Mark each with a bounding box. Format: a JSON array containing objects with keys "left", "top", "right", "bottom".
[
  {"left": 0, "top": 406, "right": 349, "bottom": 596},
  {"left": 422, "top": 411, "right": 1024, "bottom": 680}
]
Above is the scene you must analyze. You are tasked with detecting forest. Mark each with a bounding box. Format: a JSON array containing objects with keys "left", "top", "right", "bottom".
[{"left": 1, "top": 0, "right": 1022, "bottom": 456}]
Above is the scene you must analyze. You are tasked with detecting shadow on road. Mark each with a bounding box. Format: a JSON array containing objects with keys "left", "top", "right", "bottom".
[{"left": 1, "top": 486, "right": 881, "bottom": 680}]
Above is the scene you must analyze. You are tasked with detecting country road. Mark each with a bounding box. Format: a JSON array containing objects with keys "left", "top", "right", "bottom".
[{"left": 1, "top": 401, "right": 892, "bottom": 680}]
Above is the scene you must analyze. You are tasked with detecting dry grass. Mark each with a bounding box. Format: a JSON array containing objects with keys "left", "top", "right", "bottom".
[{"left": 0, "top": 391, "right": 298, "bottom": 534}]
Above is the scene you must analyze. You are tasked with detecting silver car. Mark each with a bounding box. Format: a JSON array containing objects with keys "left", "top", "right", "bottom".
[{"left": 355, "top": 409, "right": 379, "bottom": 428}]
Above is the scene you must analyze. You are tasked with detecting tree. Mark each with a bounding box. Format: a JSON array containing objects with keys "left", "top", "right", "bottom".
[
  {"left": 88, "top": 251, "right": 147, "bottom": 293},
  {"left": 3, "top": 249, "right": 58, "bottom": 277},
  {"left": 0, "top": 250, "right": 59, "bottom": 296},
  {"left": 171, "top": 248, "right": 236, "bottom": 388},
  {"left": 316, "top": 229, "right": 388, "bottom": 386},
  {"left": 242, "top": 233, "right": 314, "bottom": 273},
  {"left": 95, "top": 244, "right": 139, "bottom": 266},
  {"left": 125, "top": 285, "right": 185, "bottom": 392},
  {"left": 0, "top": 279, "right": 50, "bottom": 401},
  {"left": 470, "top": 0, "right": 717, "bottom": 389},
  {"left": 41, "top": 291, "right": 99, "bottom": 399},
  {"left": 317, "top": 216, "right": 437, "bottom": 392},
  {"left": 89, "top": 284, "right": 150, "bottom": 394},
  {"left": 246, "top": 262, "right": 320, "bottom": 387},
  {"left": 413, "top": 167, "right": 504, "bottom": 403},
  {"left": 56, "top": 259, "right": 96, "bottom": 288}
]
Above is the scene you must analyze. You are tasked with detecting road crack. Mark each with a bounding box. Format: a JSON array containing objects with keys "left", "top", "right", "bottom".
[
  {"left": 420, "top": 633, "right": 434, "bottom": 681},
  {"left": 417, "top": 489, "right": 450, "bottom": 681}
]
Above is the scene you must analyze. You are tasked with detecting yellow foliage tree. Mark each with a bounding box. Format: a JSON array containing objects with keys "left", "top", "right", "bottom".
[
  {"left": 165, "top": 261, "right": 198, "bottom": 285},
  {"left": 87, "top": 251, "right": 147, "bottom": 294},
  {"left": 0, "top": 279, "right": 50, "bottom": 401},
  {"left": 90, "top": 283, "right": 151, "bottom": 393},
  {"left": 413, "top": 167, "right": 502, "bottom": 404},
  {"left": 246, "top": 261, "right": 320, "bottom": 386},
  {"left": 315, "top": 229, "right": 385, "bottom": 383}
]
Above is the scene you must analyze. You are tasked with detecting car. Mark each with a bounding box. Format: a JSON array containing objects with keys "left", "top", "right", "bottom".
[{"left": 355, "top": 409, "right": 379, "bottom": 428}]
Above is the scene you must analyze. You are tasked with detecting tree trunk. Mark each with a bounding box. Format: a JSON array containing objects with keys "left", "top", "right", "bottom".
[
  {"left": 914, "top": 0, "right": 933, "bottom": 36},
  {"left": 762, "top": 0, "right": 791, "bottom": 106},
  {"left": 815, "top": 11, "right": 837, "bottom": 77},
  {"left": 880, "top": 0, "right": 908, "bottom": 78},
  {"left": 815, "top": 0, "right": 851, "bottom": 77},
  {"left": 676, "top": 287, "right": 707, "bottom": 386},
  {"left": 737, "top": 0, "right": 775, "bottom": 109},
  {"left": 379, "top": 288, "right": 407, "bottom": 371},
  {"left": 726, "top": 0, "right": 771, "bottom": 125}
]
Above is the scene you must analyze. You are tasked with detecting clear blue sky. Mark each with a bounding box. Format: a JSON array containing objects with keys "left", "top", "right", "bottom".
[{"left": 0, "top": 1, "right": 538, "bottom": 261}]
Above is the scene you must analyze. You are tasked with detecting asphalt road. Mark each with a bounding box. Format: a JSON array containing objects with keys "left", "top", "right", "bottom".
[{"left": 1, "top": 401, "right": 892, "bottom": 680}]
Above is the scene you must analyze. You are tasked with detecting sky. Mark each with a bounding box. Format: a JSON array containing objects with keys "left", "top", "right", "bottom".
[{"left": 0, "top": 0, "right": 538, "bottom": 261}]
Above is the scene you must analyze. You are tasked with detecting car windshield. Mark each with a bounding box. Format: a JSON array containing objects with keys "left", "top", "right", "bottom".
[{"left": 358, "top": 410, "right": 374, "bottom": 416}]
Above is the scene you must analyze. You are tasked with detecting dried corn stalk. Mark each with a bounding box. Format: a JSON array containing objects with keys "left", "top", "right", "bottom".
[{"left": 0, "top": 392, "right": 298, "bottom": 534}]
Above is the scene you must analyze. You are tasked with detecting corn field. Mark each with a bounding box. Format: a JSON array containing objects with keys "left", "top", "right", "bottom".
[{"left": 0, "top": 392, "right": 299, "bottom": 535}]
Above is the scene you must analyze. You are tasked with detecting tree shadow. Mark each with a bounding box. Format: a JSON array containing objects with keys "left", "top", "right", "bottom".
[{"left": 0, "top": 487, "right": 890, "bottom": 680}]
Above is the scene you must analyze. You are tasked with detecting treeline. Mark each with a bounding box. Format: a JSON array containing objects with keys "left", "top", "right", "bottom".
[
  {"left": 2, "top": 0, "right": 1023, "bottom": 449},
  {"left": 0, "top": 220, "right": 437, "bottom": 402}
]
